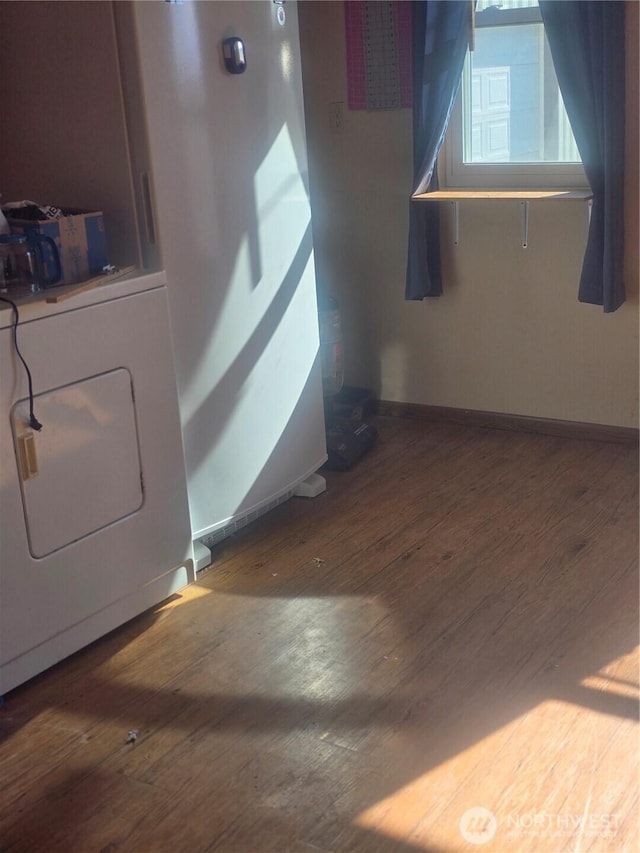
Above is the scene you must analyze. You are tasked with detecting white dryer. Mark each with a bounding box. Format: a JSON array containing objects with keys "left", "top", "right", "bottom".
[{"left": 0, "top": 273, "right": 193, "bottom": 694}]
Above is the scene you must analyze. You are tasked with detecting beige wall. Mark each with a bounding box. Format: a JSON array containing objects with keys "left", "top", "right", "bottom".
[{"left": 299, "top": 0, "right": 639, "bottom": 428}]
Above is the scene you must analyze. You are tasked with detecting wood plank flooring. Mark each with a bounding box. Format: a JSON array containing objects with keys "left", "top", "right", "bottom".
[{"left": 0, "top": 416, "right": 638, "bottom": 852}]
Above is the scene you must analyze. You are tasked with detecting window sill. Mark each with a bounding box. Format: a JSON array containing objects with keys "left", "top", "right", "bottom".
[{"left": 413, "top": 189, "right": 593, "bottom": 201}]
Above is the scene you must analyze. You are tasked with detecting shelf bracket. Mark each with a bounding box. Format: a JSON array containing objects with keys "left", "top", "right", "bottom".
[
  {"left": 521, "top": 200, "right": 530, "bottom": 249},
  {"left": 451, "top": 201, "right": 459, "bottom": 246}
]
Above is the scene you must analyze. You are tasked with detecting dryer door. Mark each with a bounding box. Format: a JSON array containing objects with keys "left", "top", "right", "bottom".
[{"left": 11, "top": 368, "right": 143, "bottom": 558}]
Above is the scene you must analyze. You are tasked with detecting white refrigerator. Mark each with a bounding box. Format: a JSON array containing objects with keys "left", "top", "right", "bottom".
[{"left": 131, "top": 0, "right": 327, "bottom": 546}]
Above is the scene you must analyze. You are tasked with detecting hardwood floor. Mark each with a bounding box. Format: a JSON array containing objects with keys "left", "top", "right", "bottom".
[{"left": 1, "top": 416, "right": 638, "bottom": 852}]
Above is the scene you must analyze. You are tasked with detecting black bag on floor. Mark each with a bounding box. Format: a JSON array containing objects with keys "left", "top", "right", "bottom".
[{"left": 324, "top": 421, "right": 378, "bottom": 471}]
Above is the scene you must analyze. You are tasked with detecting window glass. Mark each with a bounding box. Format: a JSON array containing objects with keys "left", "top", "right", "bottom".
[
  {"left": 463, "top": 11, "right": 580, "bottom": 164},
  {"left": 444, "top": 0, "right": 588, "bottom": 188}
]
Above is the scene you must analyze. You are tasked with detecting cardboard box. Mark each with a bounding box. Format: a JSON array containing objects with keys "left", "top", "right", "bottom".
[{"left": 9, "top": 209, "right": 109, "bottom": 286}]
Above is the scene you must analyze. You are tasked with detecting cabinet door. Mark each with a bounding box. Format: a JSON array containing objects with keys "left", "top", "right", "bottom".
[{"left": 11, "top": 368, "right": 143, "bottom": 558}]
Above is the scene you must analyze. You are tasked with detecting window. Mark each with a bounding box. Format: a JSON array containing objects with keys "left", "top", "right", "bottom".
[{"left": 443, "top": 0, "right": 589, "bottom": 189}]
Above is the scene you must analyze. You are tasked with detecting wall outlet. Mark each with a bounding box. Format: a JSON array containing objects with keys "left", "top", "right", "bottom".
[{"left": 329, "top": 101, "right": 344, "bottom": 133}]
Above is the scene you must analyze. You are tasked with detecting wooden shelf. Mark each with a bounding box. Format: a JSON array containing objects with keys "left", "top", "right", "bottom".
[
  {"left": 413, "top": 189, "right": 593, "bottom": 201},
  {"left": 412, "top": 189, "right": 593, "bottom": 248}
]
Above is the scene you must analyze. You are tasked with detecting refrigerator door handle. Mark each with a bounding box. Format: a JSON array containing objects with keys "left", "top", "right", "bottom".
[{"left": 140, "top": 171, "right": 157, "bottom": 246}]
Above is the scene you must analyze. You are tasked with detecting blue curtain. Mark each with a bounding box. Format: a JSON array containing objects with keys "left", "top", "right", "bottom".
[
  {"left": 405, "top": 1, "right": 470, "bottom": 300},
  {"left": 540, "top": 1, "right": 626, "bottom": 312}
]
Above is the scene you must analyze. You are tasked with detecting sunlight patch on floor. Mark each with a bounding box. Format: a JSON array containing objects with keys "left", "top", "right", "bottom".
[
  {"left": 580, "top": 650, "right": 640, "bottom": 700},
  {"left": 157, "top": 584, "right": 214, "bottom": 611},
  {"left": 353, "top": 682, "right": 637, "bottom": 851},
  {"left": 353, "top": 717, "right": 518, "bottom": 850}
]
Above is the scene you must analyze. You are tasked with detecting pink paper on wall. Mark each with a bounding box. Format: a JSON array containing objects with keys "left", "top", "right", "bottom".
[{"left": 345, "top": 0, "right": 413, "bottom": 111}]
